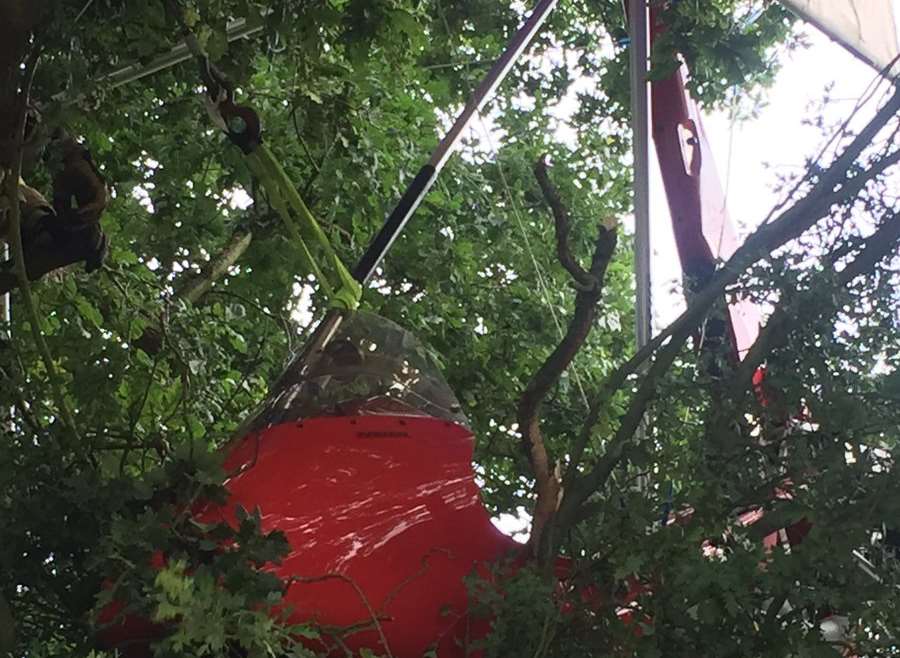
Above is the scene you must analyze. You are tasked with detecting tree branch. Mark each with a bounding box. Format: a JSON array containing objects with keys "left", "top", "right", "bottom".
[
  {"left": 133, "top": 228, "right": 253, "bottom": 355},
  {"left": 729, "top": 209, "right": 900, "bottom": 401},
  {"left": 520, "top": 157, "right": 617, "bottom": 553},
  {"left": 532, "top": 155, "right": 595, "bottom": 289},
  {"left": 556, "top": 86, "right": 900, "bottom": 531},
  {"left": 3, "top": 44, "right": 83, "bottom": 450},
  {"left": 178, "top": 229, "right": 253, "bottom": 304}
]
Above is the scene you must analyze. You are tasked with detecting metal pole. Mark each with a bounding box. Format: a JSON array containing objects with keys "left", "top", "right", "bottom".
[
  {"left": 351, "top": 0, "right": 560, "bottom": 284},
  {"left": 287, "top": 0, "right": 559, "bottom": 389},
  {"left": 1, "top": 243, "right": 11, "bottom": 431},
  {"left": 51, "top": 16, "right": 266, "bottom": 104},
  {"left": 630, "top": 0, "right": 651, "bottom": 351},
  {"left": 629, "top": 0, "right": 651, "bottom": 493},
  {"left": 0, "top": 246, "right": 7, "bottom": 328}
]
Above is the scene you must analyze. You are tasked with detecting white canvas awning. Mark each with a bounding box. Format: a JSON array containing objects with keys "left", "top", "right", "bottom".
[{"left": 780, "top": 0, "right": 900, "bottom": 76}]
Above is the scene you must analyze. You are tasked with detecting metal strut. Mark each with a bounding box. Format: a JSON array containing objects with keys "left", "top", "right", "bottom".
[
  {"left": 51, "top": 16, "right": 267, "bottom": 104},
  {"left": 291, "top": 0, "right": 561, "bottom": 371},
  {"left": 351, "top": 0, "right": 560, "bottom": 284},
  {"left": 629, "top": 0, "right": 652, "bottom": 353}
]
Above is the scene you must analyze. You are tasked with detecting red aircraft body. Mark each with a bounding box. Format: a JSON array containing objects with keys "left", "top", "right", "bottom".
[
  {"left": 98, "top": 4, "right": 859, "bottom": 655},
  {"left": 98, "top": 312, "right": 523, "bottom": 656}
]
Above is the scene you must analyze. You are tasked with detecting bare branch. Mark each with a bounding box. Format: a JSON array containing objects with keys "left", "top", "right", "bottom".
[
  {"left": 557, "top": 86, "right": 900, "bottom": 531},
  {"left": 532, "top": 155, "right": 594, "bottom": 288},
  {"left": 174, "top": 229, "right": 253, "bottom": 304},
  {"left": 521, "top": 157, "right": 617, "bottom": 552}
]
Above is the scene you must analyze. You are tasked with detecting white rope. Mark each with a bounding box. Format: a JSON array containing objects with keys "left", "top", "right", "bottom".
[{"left": 475, "top": 111, "right": 590, "bottom": 410}]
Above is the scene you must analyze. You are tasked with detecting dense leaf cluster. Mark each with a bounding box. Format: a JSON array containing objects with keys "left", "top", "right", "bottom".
[{"left": 1, "top": 1, "right": 898, "bottom": 656}]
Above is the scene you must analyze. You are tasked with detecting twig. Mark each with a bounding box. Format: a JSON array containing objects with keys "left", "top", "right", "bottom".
[
  {"left": 128, "top": 354, "right": 162, "bottom": 440},
  {"left": 0, "top": 364, "right": 42, "bottom": 435},
  {"left": 205, "top": 288, "right": 295, "bottom": 351},
  {"left": 74, "top": 0, "right": 96, "bottom": 23},
  {"left": 285, "top": 572, "right": 394, "bottom": 658},
  {"left": 290, "top": 107, "right": 321, "bottom": 174},
  {"left": 728, "top": 209, "right": 900, "bottom": 400},
  {"left": 562, "top": 88, "right": 900, "bottom": 508},
  {"left": 382, "top": 548, "right": 453, "bottom": 610}
]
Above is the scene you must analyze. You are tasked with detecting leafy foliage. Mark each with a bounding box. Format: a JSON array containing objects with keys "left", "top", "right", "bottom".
[{"left": 1, "top": 0, "right": 898, "bottom": 657}]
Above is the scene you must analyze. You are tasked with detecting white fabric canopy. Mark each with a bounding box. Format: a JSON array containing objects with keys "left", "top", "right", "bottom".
[{"left": 780, "top": 0, "right": 900, "bottom": 76}]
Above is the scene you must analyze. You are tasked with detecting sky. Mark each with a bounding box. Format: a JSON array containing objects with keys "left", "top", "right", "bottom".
[
  {"left": 492, "top": 7, "right": 900, "bottom": 541},
  {"left": 650, "top": 15, "right": 900, "bottom": 328}
]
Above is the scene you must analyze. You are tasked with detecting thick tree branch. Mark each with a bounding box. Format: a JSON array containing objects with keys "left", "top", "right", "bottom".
[
  {"left": 532, "top": 155, "right": 595, "bottom": 289},
  {"left": 520, "top": 157, "right": 617, "bottom": 552},
  {"left": 176, "top": 229, "right": 254, "bottom": 306},
  {"left": 556, "top": 87, "right": 900, "bottom": 532}
]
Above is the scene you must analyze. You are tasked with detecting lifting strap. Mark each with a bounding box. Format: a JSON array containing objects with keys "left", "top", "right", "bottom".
[{"left": 181, "top": 31, "right": 361, "bottom": 310}]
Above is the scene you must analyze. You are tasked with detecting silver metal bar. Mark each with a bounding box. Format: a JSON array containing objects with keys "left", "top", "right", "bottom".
[
  {"left": 52, "top": 16, "right": 265, "bottom": 103},
  {"left": 105, "top": 18, "right": 264, "bottom": 89},
  {"left": 630, "top": 0, "right": 652, "bottom": 352},
  {"left": 852, "top": 549, "right": 884, "bottom": 584},
  {"left": 1, "top": 245, "right": 7, "bottom": 328},
  {"left": 1, "top": 242, "right": 11, "bottom": 431}
]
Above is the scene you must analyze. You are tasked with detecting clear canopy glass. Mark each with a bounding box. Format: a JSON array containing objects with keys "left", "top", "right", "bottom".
[{"left": 245, "top": 311, "right": 468, "bottom": 431}]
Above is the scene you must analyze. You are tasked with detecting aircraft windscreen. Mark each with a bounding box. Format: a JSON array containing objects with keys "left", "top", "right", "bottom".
[{"left": 245, "top": 311, "right": 468, "bottom": 431}]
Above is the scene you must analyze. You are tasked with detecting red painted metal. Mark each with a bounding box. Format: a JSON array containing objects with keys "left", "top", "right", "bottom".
[
  {"left": 97, "top": 415, "right": 520, "bottom": 656},
  {"left": 96, "top": 311, "right": 530, "bottom": 656},
  {"left": 204, "top": 416, "right": 519, "bottom": 656},
  {"left": 649, "top": 11, "right": 760, "bottom": 358}
]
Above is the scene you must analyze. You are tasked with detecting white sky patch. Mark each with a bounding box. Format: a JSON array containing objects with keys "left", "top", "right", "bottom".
[
  {"left": 224, "top": 186, "right": 254, "bottom": 210},
  {"left": 131, "top": 184, "right": 155, "bottom": 213},
  {"left": 492, "top": 506, "right": 531, "bottom": 543},
  {"left": 474, "top": 316, "right": 487, "bottom": 335},
  {"left": 478, "top": 263, "right": 519, "bottom": 285},
  {"left": 291, "top": 278, "right": 317, "bottom": 328},
  {"left": 650, "top": 26, "right": 900, "bottom": 331}
]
